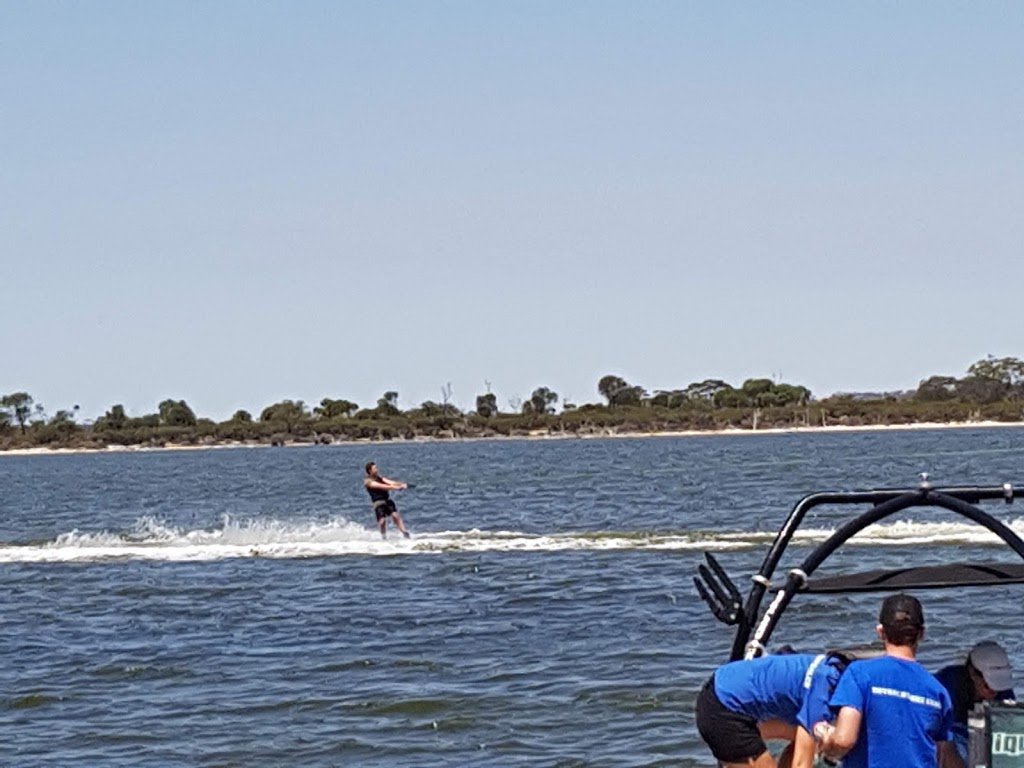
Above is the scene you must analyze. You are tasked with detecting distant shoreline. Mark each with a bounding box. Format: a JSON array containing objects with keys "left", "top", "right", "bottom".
[{"left": 2, "top": 419, "right": 1023, "bottom": 457}]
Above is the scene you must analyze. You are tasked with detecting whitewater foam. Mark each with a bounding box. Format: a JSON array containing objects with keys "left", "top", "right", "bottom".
[{"left": 1, "top": 516, "right": 1023, "bottom": 564}]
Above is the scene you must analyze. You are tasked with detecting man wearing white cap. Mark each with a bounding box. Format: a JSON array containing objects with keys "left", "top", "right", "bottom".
[{"left": 935, "top": 641, "right": 1016, "bottom": 761}]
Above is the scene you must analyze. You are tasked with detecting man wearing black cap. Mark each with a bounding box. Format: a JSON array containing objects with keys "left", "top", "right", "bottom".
[{"left": 815, "top": 594, "right": 962, "bottom": 768}]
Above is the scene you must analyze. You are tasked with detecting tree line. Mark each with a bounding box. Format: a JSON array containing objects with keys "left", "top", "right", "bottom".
[{"left": 2, "top": 355, "right": 1024, "bottom": 450}]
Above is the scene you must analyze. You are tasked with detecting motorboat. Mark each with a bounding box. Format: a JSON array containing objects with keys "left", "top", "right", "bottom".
[{"left": 694, "top": 475, "right": 1024, "bottom": 767}]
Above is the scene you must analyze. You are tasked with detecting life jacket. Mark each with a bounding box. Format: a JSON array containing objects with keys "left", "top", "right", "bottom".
[{"left": 366, "top": 475, "right": 390, "bottom": 504}]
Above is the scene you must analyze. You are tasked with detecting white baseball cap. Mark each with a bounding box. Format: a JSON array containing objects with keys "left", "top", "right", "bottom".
[{"left": 969, "top": 641, "right": 1013, "bottom": 692}]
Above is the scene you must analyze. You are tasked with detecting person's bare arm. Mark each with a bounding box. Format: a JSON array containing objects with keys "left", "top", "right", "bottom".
[
  {"left": 817, "top": 707, "right": 861, "bottom": 763},
  {"left": 788, "top": 726, "right": 818, "bottom": 768},
  {"left": 937, "top": 741, "right": 964, "bottom": 768},
  {"left": 379, "top": 475, "right": 407, "bottom": 489},
  {"left": 365, "top": 479, "right": 402, "bottom": 491}
]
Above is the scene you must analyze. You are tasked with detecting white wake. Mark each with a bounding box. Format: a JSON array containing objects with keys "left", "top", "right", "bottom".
[{"left": 1, "top": 516, "right": 1023, "bottom": 563}]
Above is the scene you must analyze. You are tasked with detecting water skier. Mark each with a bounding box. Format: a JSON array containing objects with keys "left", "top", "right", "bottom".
[{"left": 363, "top": 461, "right": 411, "bottom": 539}]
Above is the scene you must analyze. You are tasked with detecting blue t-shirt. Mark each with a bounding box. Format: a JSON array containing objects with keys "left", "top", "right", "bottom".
[
  {"left": 830, "top": 656, "right": 954, "bottom": 768},
  {"left": 714, "top": 653, "right": 842, "bottom": 731}
]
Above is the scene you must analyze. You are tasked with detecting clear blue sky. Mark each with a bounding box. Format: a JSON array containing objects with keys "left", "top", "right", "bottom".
[{"left": 3, "top": 2, "right": 1023, "bottom": 421}]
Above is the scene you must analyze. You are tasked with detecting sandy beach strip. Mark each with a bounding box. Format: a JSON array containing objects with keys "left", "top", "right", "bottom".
[{"left": 1, "top": 419, "right": 1023, "bottom": 457}]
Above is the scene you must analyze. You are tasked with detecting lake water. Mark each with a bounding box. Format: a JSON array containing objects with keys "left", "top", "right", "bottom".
[{"left": 1, "top": 428, "right": 1023, "bottom": 766}]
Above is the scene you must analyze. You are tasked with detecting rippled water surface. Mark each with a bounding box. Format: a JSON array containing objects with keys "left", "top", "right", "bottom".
[{"left": 2, "top": 428, "right": 1023, "bottom": 766}]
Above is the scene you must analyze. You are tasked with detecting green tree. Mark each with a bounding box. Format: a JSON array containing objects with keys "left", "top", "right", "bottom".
[
  {"left": 475, "top": 393, "right": 498, "bottom": 418},
  {"left": 648, "top": 390, "right": 671, "bottom": 408},
  {"left": 314, "top": 398, "right": 359, "bottom": 419},
  {"left": 231, "top": 410, "right": 253, "bottom": 423},
  {"left": 967, "top": 355, "right": 1024, "bottom": 386},
  {"left": 49, "top": 406, "right": 79, "bottom": 426},
  {"left": 713, "top": 386, "right": 748, "bottom": 408},
  {"left": 772, "top": 383, "right": 812, "bottom": 407},
  {"left": 619, "top": 386, "right": 646, "bottom": 407},
  {"left": 597, "top": 376, "right": 644, "bottom": 407},
  {"left": 376, "top": 391, "right": 400, "bottom": 416},
  {"left": 158, "top": 399, "right": 198, "bottom": 427},
  {"left": 0, "top": 392, "right": 34, "bottom": 434},
  {"left": 686, "top": 379, "right": 730, "bottom": 401},
  {"left": 956, "top": 376, "right": 1007, "bottom": 404},
  {"left": 915, "top": 376, "right": 958, "bottom": 402},
  {"left": 260, "top": 400, "right": 310, "bottom": 431},
  {"left": 740, "top": 378, "right": 776, "bottom": 406},
  {"left": 47, "top": 406, "right": 80, "bottom": 437},
  {"left": 96, "top": 404, "right": 128, "bottom": 430},
  {"left": 598, "top": 375, "right": 628, "bottom": 406},
  {"left": 967, "top": 355, "right": 1024, "bottom": 400},
  {"left": 417, "top": 401, "right": 446, "bottom": 418},
  {"left": 525, "top": 387, "right": 559, "bottom": 415},
  {"left": 653, "top": 390, "right": 688, "bottom": 408}
]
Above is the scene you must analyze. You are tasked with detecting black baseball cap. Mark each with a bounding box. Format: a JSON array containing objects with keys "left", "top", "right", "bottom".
[{"left": 878, "top": 593, "right": 924, "bottom": 629}]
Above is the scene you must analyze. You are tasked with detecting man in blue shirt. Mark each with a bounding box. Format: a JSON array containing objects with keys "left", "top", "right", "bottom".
[
  {"left": 695, "top": 652, "right": 844, "bottom": 768},
  {"left": 817, "top": 594, "right": 962, "bottom": 768},
  {"left": 935, "top": 641, "right": 1015, "bottom": 762}
]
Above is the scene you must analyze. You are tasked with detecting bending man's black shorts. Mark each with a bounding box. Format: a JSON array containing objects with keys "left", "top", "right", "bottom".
[
  {"left": 374, "top": 499, "right": 398, "bottom": 521},
  {"left": 694, "top": 676, "right": 767, "bottom": 763}
]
